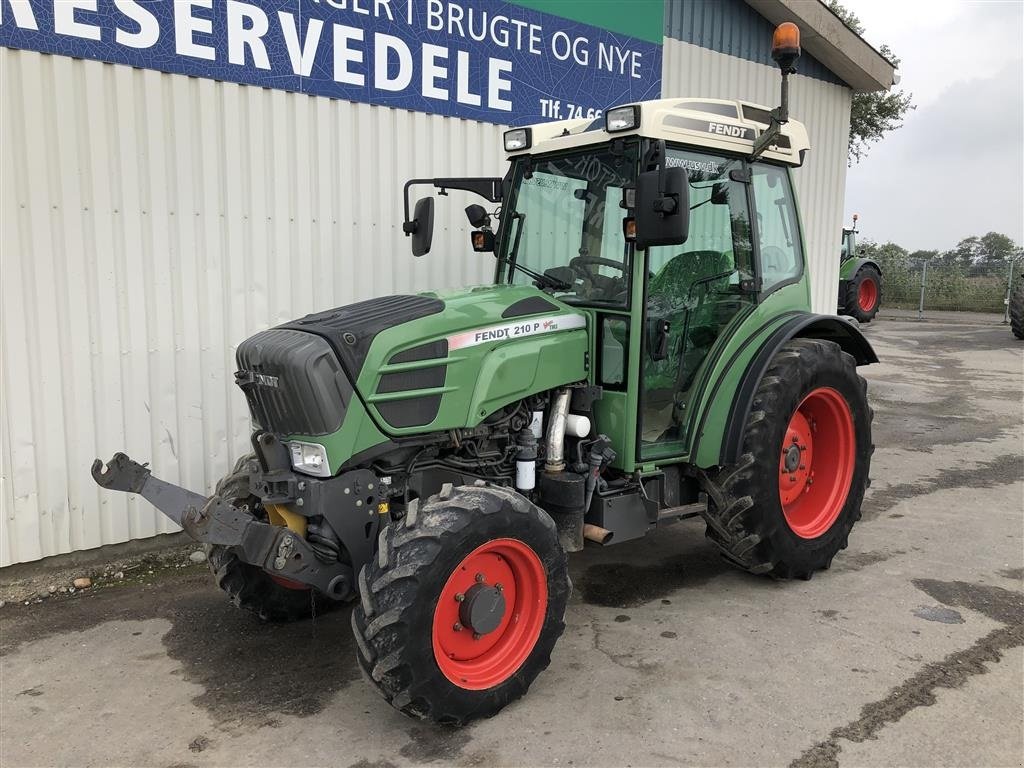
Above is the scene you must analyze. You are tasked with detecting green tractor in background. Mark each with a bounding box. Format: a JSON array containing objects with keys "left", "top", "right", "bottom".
[
  {"left": 92, "top": 23, "right": 875, "bottom": 725},
  {"left": 837, "top": 214, "right": 882, "bottom": 322}
]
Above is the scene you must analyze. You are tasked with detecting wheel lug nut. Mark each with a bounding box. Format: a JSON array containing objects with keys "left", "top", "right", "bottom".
[
  {"left": 453, "top": 622, "right": 463, "bottom": 632},
  {"left": 455, "top": 592, "right": 465, "bottom": 602},
  {"left": 472, "top": 632, "right": 481, "bottom": 640},
  {"left": 495, "top": 583, "right": 503, "bottom": 593},
  {"left": 475, "top": 573, "right": 485, "bottom": 583},
  {"left": 789, "top": 475, "right": 796, "bottom": 482}
]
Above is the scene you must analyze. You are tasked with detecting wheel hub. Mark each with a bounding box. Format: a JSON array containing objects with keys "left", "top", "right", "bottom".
[
  {"left": 783, "top": 444, "right": 802, "bottom": 473},
  {"left": 459, "top": 583, "right": 506, "bottom": 635}
]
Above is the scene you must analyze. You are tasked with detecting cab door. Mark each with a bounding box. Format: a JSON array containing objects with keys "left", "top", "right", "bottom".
[{"left": 638, "top": 148, "right": 756, "bottom": 460}]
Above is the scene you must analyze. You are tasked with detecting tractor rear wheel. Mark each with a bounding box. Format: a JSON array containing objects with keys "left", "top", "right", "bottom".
[
  {"left": 352, "top": 483, "right": 570, "bottom": 725},
  {"left": 703, "top": 339, "right": 873, "bottom": 579},
  {"left": 842, "top": 264, "right": 882, "bottom": 323},
  {"left": 1010, "top": 276, "right": 1024, "bottom": 339},
  {"left": 205, "top": 454, "right": 333, "bottom": 623}
]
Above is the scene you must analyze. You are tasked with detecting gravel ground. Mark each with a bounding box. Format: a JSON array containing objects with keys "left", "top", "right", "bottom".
[{"left": 1, "top": 312, "right": 1021, "bottom": 768}]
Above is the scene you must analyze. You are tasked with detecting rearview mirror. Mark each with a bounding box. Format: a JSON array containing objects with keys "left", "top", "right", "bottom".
[
  {"left": 710, "top": 182, "right": 729, "bottom": 205},
  {"left": 635, "top": 167, "right": 689, "bottom": 250},
  {"left": 410, "top": 197, "right": 434, "bottom": 257}
]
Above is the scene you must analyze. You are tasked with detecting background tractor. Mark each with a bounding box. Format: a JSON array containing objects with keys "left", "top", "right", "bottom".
[
  {"left": 93, "top": 23, "right": 876, "bottom": 725},
  {"left": 838, "top": 214, "right": 882, "bottom": 322},
  {"left": 1010, "top": 269, "right": 1024, "bottom": 339}
]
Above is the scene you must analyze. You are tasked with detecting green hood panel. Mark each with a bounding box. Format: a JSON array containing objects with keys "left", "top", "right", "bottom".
[{"left": 354, "top": 285, "right": 589, "bottom": 435}]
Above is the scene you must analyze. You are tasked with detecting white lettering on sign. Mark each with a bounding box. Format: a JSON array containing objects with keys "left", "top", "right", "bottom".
[{"left": 448, "top": 313, "right": 586, "bottom": 350}]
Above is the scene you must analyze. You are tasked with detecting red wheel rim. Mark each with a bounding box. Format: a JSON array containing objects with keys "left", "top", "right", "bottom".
[
  {"left": 858, "top": 278, "right": 878, "bottom": 312},
  {"left": 778, "top": 387, "right": 856, "bottom": 539},
  {"left": 270, "top": 575, "right": 308, "bottom": 590},
  {"left": 432, "top": 538, "right": 547, "bottom": 690}
]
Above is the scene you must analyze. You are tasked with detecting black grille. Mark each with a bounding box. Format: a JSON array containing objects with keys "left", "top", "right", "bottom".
[{"left": 235, "top": 329, "right": 352, "bottom": 436}]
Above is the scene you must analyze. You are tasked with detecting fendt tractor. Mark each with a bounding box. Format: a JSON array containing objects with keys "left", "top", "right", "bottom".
[
  {"left": 837, "top": 214, "right": 882, "bottom": 322},
  {"left": 93, "top": 23, "right": 876, "bottom": 725}
]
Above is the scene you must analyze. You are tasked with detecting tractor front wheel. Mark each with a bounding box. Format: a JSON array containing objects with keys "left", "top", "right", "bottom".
[
  {"left": 352, "top": 483, "right": 570, "bottom": 725},
  {"left": 843, "top": 264, "right": 882, "bottom": 323},
  {"left": 704, "top": 339, "right": 873, "bottom": 579},
  {"left": 205, "top": 454, "right": 336, "bottom": 622}
]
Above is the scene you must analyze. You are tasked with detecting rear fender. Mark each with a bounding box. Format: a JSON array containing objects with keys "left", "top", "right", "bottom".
[
  {"left": 839, "top": 257, "right": 881, "bottom": 281},
  {"left": 718, "top": 314, "right": 877, "bottom": 466}
]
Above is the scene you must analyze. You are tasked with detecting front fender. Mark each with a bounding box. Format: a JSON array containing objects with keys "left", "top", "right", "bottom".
[{"left": 717, "top": 313, "right": 877, "bottom": 466}]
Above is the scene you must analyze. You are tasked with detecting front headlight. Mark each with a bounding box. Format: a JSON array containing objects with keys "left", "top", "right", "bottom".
[{"left": 288, "top": 441, "right": 331, "bottom": 478}]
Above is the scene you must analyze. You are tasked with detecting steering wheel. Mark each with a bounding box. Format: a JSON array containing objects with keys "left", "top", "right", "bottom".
[{"left": 569, "top": 255, "right": 627, "bottom": 275}]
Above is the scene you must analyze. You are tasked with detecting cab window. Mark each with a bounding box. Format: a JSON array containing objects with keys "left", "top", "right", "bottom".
[{"left": 751, "top": 164, "right": 803, "bottom": 292}]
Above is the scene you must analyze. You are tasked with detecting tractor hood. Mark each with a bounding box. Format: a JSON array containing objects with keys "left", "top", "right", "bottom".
[{"left": 236, "top": 285, "right": 590, "bottom": 438}]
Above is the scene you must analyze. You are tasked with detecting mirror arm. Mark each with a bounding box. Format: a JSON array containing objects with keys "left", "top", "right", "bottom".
[{"left": 403, "top": 177, "right": 503, "bottom": 236}]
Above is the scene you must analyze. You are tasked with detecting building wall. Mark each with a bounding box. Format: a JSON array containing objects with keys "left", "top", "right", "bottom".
[
  {"left": 1, "top": 31, "right": 852, "bottom": 565},
  {"left": 0, "top": 47, "right": 507, "bottom": 565}
]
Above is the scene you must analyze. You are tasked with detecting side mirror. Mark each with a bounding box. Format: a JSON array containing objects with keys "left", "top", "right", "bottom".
[
  {"left": 635, "top": 167, "right": 689, "bottom": 250},
  {"left": 410, "top": 197, "right": 434, "bottom": 257}
]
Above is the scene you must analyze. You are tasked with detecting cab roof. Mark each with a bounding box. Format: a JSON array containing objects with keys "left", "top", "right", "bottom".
[{"left": 506, "top": 98, "right": 811, "bottom": 166}]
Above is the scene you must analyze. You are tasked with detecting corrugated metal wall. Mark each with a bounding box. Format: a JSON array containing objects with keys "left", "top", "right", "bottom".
[
  {"left": 2, "top": 33, "right": 852, "bottom": 565},
  {"left": 663, "top": 37, "right": 853, "bottom": 315},
  {"left": 0, "top": 47, "right": 505, "bottom": 565}
]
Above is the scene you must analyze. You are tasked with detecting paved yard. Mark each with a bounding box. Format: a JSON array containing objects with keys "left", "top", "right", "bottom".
[{"left": 2, "top": 311, "right": 1022, "bottom": 768}]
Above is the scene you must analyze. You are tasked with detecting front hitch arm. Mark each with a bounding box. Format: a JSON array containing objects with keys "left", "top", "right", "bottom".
[
  {"left": 91, "top": 453, "right": 353, "bottom": 598},
  {"left": 91, "top": 452, "right": 238, "bottom": 541}
]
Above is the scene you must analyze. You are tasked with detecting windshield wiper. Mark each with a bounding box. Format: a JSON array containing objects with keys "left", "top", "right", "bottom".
[{"left": 502, "top": 212, "right": 573, "bottom": 291}]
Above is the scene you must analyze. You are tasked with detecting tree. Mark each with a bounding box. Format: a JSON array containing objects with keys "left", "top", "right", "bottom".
[{"left": 826, "top": 1, "right": 915, "bottom": 164}]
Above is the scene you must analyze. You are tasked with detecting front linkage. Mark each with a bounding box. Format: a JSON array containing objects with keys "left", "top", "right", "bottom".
[{"left": 91, "top": 433, "right": 386, "bottom": 601}]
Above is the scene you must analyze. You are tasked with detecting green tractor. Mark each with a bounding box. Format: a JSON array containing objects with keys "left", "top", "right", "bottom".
[
  {"left": 92, "top": 23, "right": 875, "bottom": 725},
  {"left": 837, "top": 214, "right": 882, "bottom": 322}
]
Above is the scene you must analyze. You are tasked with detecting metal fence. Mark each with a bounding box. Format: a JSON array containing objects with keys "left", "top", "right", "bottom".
[{"left": 878, "top": 257, "right": 1022, "bottom": 319}]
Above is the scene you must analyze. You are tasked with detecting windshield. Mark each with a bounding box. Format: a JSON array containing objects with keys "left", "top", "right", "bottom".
[{"left": 501, "top": 144, "right": 639, "bottom": 307}]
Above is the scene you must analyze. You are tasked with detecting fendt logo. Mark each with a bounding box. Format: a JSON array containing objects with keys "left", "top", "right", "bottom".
[{"left": 707, "top": 122, "right": 752, "bottom": 139}]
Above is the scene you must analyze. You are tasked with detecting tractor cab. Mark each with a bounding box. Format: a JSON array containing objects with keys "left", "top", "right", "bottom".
[{"left": 499, "top": 98, "right": 810, "bottom": 463}]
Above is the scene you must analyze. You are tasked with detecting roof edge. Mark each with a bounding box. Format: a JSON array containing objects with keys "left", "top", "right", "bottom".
[{"left": 744, "top": 0, "right": 896, "bottom": 92}]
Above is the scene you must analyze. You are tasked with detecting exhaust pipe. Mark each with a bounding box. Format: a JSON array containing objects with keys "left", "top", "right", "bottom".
[
  {"left": 545, "top": 388, "right": 572, "bottom": 472},
  {"left": 583, "top": 524, "right": 613, "bottom": 545}
]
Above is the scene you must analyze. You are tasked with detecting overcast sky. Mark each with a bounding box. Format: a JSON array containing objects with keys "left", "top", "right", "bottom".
[{"left": 842, "top": 0, "right": 1023, "bottom": 252}]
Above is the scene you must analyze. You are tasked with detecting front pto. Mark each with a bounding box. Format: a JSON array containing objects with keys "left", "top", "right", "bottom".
[{"left": 91, "top": 435, "right": 387, "bottom": 600}]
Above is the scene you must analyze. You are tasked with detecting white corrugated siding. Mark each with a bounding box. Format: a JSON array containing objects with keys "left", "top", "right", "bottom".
[
  {"left": 2, "top": 40, "right": 853, "bottom": 565},
  {"left": 0, "top": 48, "right": 505, "bottom": 565},
  {"left": 663, "top": 37, "right": 852, "bottom": 315}
]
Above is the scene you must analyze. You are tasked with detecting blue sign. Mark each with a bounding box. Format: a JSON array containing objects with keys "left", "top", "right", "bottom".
[{"left": 0, "top": 0, "right": 662, "bottom": 125}]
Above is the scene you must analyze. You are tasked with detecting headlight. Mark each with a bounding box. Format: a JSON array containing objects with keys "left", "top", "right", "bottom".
[
  {"left": 503, "top": 127, "right": 531, "bottom": 152},
  {"left": 605, "top": 105, "right": 640, "bottom": 133},
  {"left": 288, "top": 441, "right": 331, "bottom": 477}
]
